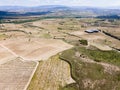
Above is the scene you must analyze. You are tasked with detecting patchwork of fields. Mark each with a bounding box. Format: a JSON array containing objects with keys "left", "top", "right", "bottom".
[
  {"left": 0, "top": 18, "right": 120, "bottom": 90},
  {"left": 0, "top": 36, "right": 73, "bottom": 90}
]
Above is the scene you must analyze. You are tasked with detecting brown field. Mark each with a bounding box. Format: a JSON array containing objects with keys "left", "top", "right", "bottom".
[
  {"left": 101, "top": 27, "right": 120, "bottom": 38},
  {"left": 0, "top": 58, "right": 36, "bottom": 90},
  {"left": 70, "top": 30, "right": 120, "bottom": 50},
  {"left": 0, "top": 45, "right": 16, "bottom": 65},
  {"left": 29, "top": 19, "right": 120, "bottom": 50},
  {"left": 0, "top": 38, "right": 73, "bottom": 61},
  {"left": 0, "top": 37, "right": 73, "bottom": 90},
  {"left": 70, "top": 31, "right": 111, "bottom": 50}
]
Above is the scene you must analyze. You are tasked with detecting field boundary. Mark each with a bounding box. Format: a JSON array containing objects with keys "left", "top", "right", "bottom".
[{"left": 24, "top": 61, "right": 39, "bottom": 90}]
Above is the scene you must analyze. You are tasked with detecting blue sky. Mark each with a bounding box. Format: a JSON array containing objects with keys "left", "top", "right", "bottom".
[{"left": 0, "top": 0, "right": 120, "bottom": 7}]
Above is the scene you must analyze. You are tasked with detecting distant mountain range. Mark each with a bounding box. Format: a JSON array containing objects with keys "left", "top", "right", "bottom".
[
  {"left": 0, "top": 5, "right": 120, "bottom": 19},
  {"left": 0, "top": 5, "right": 69, "bottom": 12}
]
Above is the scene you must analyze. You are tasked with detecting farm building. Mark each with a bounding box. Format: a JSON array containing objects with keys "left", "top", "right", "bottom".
[{"left": 85, "top": 29, "right": 100, "bottom": 33}]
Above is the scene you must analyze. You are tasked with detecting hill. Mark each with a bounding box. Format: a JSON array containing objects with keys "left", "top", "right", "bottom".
[{"left": 0, "top": 5, "right": 120, "bottom": 19}]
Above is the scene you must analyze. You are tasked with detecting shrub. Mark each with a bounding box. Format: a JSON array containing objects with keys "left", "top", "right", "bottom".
[{"left": 79, "top": 39, "right": 88, "bottom": 45}]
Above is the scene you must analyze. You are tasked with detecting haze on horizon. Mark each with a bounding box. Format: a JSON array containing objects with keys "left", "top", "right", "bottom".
[{"left": 0, "top": 0, "right": 120, "bottom": 7}]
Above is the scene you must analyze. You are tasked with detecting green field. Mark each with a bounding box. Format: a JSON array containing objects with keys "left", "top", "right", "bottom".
[{"left": 60, "top": 47, "right": 120, "bottom": 90}]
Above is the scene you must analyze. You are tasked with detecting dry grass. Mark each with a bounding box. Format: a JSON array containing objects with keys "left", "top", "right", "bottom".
[{"left": 28, "top": 55, "right": 75, "bottom": 90}]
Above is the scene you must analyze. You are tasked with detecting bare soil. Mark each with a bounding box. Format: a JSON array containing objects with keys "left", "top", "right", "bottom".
[
  {"left": 0, "top": 58, "right": 36, "bottom": 90},
  {"left": 0, "top": 38, "right": 73, "bottom": 61}
]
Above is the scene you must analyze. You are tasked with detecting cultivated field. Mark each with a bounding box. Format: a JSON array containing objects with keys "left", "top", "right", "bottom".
[
  {"left": 0, "top": 58, "right": 36, "bottom": 90},
  {"left": 0, "top": 17, "right": 120, "bottom": 90},
  {"left": 0, "top": 38, "right": 73, "bottom": 61},
  {"left": 0, "top": 45, "right": 15, "bottom": 65},
  {"left": 0, "top": 37, "right": 73, "bottom": 90}
]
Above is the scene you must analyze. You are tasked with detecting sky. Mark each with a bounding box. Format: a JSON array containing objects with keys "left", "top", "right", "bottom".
[{"left": 0, "top": 0, "right": 120, "bottom": 7}]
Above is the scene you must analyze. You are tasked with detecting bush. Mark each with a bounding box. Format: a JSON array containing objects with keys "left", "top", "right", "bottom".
[
  {"left": 94, "top": 59, "right": 101, "bottom": 62},
  {"left": 79, "top": 39, "right": 88, "bottom": 45},
  {"left": 57, "top": 27, "right": 63, "bottom": 30}
]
